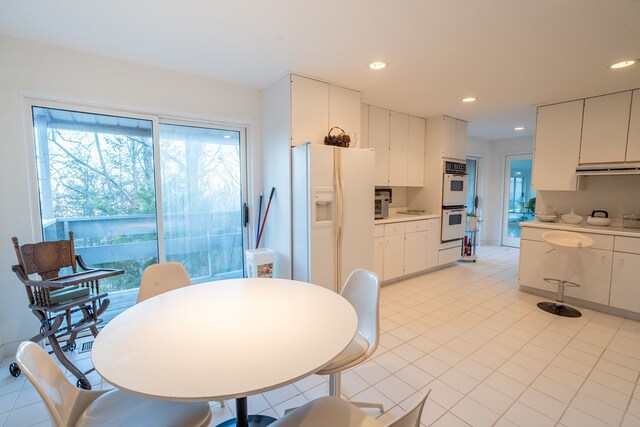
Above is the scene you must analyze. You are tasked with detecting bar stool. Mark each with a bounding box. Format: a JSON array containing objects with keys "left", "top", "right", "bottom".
[{"left": 538, "top": 230, "right": 594, "bottom": 318}]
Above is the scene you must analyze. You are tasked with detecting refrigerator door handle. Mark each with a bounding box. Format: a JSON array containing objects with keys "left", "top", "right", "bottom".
[{"left": 335, "top": 148, "right": 344, "bottom": 293}]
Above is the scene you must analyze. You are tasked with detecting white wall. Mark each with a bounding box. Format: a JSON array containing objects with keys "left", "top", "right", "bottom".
[
  {"left": 537, "top": 175, "right": 640, "bottom": 219},
  {"left": 261, "top": 75, "right": 292, "bottom": 278},
  {"left": 0, "top": 34, "right": 262, "bottom": 357},
  {"left": 483, "top": 136, "right": 534, "bottom": 245},
  {"left": 467, "top": 136, "right": 491, "bottom": 243}
]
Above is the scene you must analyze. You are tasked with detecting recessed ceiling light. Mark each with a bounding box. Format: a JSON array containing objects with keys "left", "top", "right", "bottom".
[
  {"left": 461, "top": 97, "right": 477, "bottom": 103},
  {"left": 369, "top": 61, "right": 387, "bottom": 70},
  {"left": 609, "top": 60, "right": 636, "bottom": 69},
  {"left": 514, "top": 126, "right": 526, "bottom": 131}
]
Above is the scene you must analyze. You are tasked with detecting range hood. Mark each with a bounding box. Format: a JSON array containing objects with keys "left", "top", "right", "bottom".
[{"left": 576, "top": 162, "right": 640, "bottom": 176}]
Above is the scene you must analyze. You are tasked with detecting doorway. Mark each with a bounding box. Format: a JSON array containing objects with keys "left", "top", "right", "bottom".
[{"left": 502, "top": 154, "right": 535, "bottom": 247}]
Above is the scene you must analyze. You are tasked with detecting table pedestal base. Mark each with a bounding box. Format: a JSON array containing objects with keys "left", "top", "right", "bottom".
[{"left": 217, "top": 397, "right": 276, "bottom": 427}]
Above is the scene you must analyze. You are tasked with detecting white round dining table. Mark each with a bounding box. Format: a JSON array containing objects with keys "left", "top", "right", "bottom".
[{"left": 92, "top": 278, "right": 357, "bottom": 427}]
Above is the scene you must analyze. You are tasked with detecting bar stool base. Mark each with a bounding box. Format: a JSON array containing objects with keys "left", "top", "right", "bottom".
[{"left": 537, "top": 302, "right": 582, "bottom": 318}]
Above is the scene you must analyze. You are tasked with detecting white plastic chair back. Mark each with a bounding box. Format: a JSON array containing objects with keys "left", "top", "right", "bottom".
[
  {"left": 137, "top": 261, "right": 192, "bottom": 303},
  {"left": 341, "top": 268, "right": 380, "bottom": 359},
  {"left": 15, "top": 341, "right": 104, "bottom": 427},
  {"left": 271, "top": 392, "right": 429, "bottom": 427},
  {"left": 386, "top": 390, "right": 430, "bottom": 427}
]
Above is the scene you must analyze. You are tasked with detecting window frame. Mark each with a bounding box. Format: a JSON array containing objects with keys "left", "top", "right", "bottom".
[{"left": 23, "top": 97, "right": 250, "bottom": 268}]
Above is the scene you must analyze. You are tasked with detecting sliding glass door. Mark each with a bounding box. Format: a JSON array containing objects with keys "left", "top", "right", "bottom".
[
  {"left": 30, "top": 104, "right": 248, "bottom": 320},
  {"left": 159, "top": 123, "right": 245, "bottom": 282}
]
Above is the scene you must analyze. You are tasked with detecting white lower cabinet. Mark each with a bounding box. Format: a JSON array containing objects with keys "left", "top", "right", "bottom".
[
  {"left": 519, "top": 226, "right": 640, "bottom": 314},
  {"left": 519, "top": 239, "right": 612, "bottom": 305},
  {"left": 610, "top": 237, "right": 640, "bottom": 313},
  {"left": 383, "top": 234, "right": 405, "bottom": 281},
  {"left": 426, "top": 219, "right": 440, "bottom": 269},
  {"left": 377, "top": 218, "right": 439, "bottom": 282},
  {"left": 404, "top": 220, "right": 429, "bottom": 275},
  {"left": 373, "top": 225, "right": 385, "bottom": 281}
]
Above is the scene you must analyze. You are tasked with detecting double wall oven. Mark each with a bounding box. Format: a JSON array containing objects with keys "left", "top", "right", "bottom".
[{"left": 441, "top": 161, "right": 468, "bottom": 242}]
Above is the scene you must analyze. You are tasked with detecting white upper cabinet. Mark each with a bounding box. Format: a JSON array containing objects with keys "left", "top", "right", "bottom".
[
  {"left": 627, "top": 90, "right": 640, "bottom": 162},
  {"left": 407, "top": 116, "right": 426, "bottom": 186},
  {"left": 579, "top": 91, "right": 632, "bottom": 164},
  {"left": 329, "top": 85, "right": 361, "bottom": 146},
  {"left": 369, "top": 105, "right": 391, "bottom": 186},
  {"left": 365, "top": 103, "right": 426, "bottom": 187},
  {"left": 441, "top": 116, "right": 467, "bottom": 161},
  {"left": 454, "top": 119, "right": 468, "bottom": 160},
  {"left": 360, "top": 103, "right": 369, "bottom": 149},
  {"left": 290, "top": 75, "right": 329, "bottom": 146},
  {"left": 532, "top": 100, "right": 584, "bottom": 191},
  {"left": 389, "top": 111, "right": 409, "bottom": 186},
  {"left": 426, "top": 115, "right": 467, "bottom": 164}
]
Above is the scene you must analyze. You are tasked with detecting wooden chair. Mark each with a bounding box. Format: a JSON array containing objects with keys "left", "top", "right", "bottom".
[{"left": 10, "top": 231, "right": 124, "bottom": 389}]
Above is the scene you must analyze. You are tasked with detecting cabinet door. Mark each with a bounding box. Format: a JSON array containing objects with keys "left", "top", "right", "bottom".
[
  {"left": 383, "top": 234, "right": 404, "bottom": 281},
  {"left": 426, "top": 219, "right": 440, "bottom": 269},
  {"left": 389, "top": 111, "right": 409, "bottom": 186},
  {"left": 564, "top": 248, "right": 612, "bottom": 305},
  {"left": 329, "top": 85, "right": 361, "bottom": 146},
  {"left": 610, "top": 252, "right": 640, "bottom": 312},
  {"left": 454, "top": 119, "right": 468, "bottom": 161},
  {"left": 580, "top": 91, "right": 632, "bottom": 164},
  {"left": 404, "top": 231, "right": 428, "bottom": 275},
  {"left": 407, "top": 116, "right": 426, "bottom": 186},
  {"left": 373, "top": 236, "right": 384, "bottom": 282},
  {"left": 441, "top": 117, "right": 467, "bottom": 160},
  {"left": 626, "top": 90, "right": 640, "bottom": 162},
  {"left": 369, "top": 105, "right": 390, "bottom": 186},
  {"left": 519, "top": 239, "right": 612, "bottom": 304},
  {"left": 519, "top": 240, "right": 558, "bottom": 292},
  {"left": 532, "top": 100, "right": 583, "bottom": 191},
  {"left": 441, "top": 116, "right": 457, "bottom": 159},
  {"left": 360, "top": 104, "right": 369, "bottom": 149},
  {"left": 291, "top": 75, "right": 329, "bottom": 146}
]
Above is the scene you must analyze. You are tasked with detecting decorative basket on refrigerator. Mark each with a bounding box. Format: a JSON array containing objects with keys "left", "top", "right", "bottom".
[{"left": 324, "top": 127, "right": 350, "bottom": 148}]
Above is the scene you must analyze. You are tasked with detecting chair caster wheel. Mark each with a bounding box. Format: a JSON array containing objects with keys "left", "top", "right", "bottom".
[
  {"left": 76, "top": 378, "right": 91, "bottom": 390},
  {"left": 9, "top": 363, "right": 21, "bottom": 377}
]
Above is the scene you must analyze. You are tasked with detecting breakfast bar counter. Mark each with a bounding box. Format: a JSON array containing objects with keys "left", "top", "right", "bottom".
[{"left": 519, "top": 222, "right": 640, "bottom": 318}]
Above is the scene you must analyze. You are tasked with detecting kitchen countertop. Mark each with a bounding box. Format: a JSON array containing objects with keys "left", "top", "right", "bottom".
[
  {"left": 375, "top": 210, "right": 440, "bottom": 225},
  {"left": 521, "top": 220, "right": 640, "bottom": 238}
]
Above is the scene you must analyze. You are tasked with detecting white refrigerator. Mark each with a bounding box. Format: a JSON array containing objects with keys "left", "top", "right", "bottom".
[{"left": 292, "top": 143, "right": 375, "bottom": 292}]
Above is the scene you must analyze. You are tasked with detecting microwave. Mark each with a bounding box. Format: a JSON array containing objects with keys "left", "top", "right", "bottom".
[{"left": 374, "top": 189, "right": 391, "bottom": 219}]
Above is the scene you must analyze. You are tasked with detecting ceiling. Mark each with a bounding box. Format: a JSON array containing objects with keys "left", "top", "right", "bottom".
[{"left": 1, "top": 0, "right": 640, "bottom": 140}]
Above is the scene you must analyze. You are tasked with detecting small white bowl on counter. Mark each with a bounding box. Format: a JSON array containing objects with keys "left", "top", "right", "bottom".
[
  {"left": 561, "top": 209, "right": 583, "bottom": 224},
  {"left": 535, "top": 213, "right": 560, "bottom": 222}
]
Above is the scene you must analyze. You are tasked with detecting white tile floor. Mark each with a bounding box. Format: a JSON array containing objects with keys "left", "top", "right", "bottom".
[{"left": 1, "top": 245, "right": 639, "bottom": 426}]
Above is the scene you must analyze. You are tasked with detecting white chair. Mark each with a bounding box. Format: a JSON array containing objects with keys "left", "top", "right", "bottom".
[
  {"left": 15, "top": 341, "right": 211, "bottom": 427},
  {"left": 272, "top": 391, "right": 429, "bottom": 427},
  {"left": 137, "top": 262, "right": 225, "bottom": 408},
  {"left": 136, "top": 261, "right": 192, "bottom": 303},
  {"left": 316, "top": 268, "right": 382, "bottom": 411}
]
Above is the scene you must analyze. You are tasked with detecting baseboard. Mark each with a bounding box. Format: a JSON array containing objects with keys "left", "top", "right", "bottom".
[
  {"left": 0, "top": 340, "right": 23, "bottom": 362},
  {"left": 519, "top": 285, "right": 640, "bottom": 321}
]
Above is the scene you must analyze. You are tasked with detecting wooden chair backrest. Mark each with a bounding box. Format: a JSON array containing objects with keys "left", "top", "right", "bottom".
[{"left": 12, "top": 231, "right": 77, "bottom": 280}]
